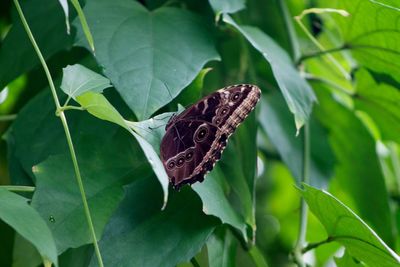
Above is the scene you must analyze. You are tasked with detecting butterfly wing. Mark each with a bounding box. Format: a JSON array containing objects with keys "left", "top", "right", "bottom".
[
  {"left": 167, "top": 84, "right": 260, "bottom": 129},
  {"left": 160, "top": 120, "right": 224, "bottom": 188},
  {"left": 161, "top": 84, "right": 261, "bottom": 189}
]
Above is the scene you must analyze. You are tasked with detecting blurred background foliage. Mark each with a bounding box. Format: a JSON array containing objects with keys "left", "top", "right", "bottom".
[{"left": 1, "top": 0, "right": 400, "bottom": 266}]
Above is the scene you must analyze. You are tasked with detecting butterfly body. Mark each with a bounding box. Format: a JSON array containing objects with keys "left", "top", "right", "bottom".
[{"left": 160, "top": 84, "right": 261, "bottom": 189}]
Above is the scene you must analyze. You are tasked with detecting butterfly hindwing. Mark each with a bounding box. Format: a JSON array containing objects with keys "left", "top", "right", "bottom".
[{"left": 160, "top": 84, "right": 261, "bottom": 189}]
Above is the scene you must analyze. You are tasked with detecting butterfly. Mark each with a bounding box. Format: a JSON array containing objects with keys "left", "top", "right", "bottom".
[{"left": 160, "top": 84, "right": 261, "bottom": 190}]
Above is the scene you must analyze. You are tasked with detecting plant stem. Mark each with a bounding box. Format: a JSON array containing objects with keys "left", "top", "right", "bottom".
[
  {"left": 293, "top": 122, "right": 310, "bottom": 267},
  {"left": 57, "top": 105, "right": 85, "bottom": 114},
  {"left": 305, "top": 73, "right": 354, "bottom": 95},
  {"left": 297, "top": 45, "right": 348, "bottom": 64},
  {"left": 278, "top": 0, "right": 301, "bottom": 61},
  {"left": 301, "top": 237, "right": 333, "bottom": 253},
  {"left": 0, "top": 114, "right": 17, "bottom": 121},
  {"left": 0, "top": 185, "right": 35, "bottom": 192},
  {"left": 13, "top": 1, "right": 104, "bottom": 266}
]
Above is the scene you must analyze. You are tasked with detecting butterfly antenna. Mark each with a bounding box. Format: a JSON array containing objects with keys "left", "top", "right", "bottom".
[{"left": 148, "top": 124, "right": 165, "bottom": 130}]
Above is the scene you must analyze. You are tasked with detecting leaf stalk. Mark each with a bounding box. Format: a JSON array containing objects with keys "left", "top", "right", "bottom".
[{"left": 293, "top": 122, "right": 311, "bottom": 267}]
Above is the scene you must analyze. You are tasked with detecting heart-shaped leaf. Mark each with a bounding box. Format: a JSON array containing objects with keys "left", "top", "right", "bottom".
[
  {"left": 320, "top": 0, "right": 400, "bottom": 83},
  {"left": 89, "top": 178, "right": 218, "bottom": 267},
  {"left": 74, "top": 0, "right": 220, "bottom": 119}
]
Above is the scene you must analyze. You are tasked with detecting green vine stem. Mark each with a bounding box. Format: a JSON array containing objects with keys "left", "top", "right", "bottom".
[
  {"left": 305, "top": 73, "right": 354, "bottom": 96},
  {"left": 13, "top": 1, "right": 104, "bottom": 266},
  {"left": 292, "top": 122, "right": 311, "bottom": 267},
  {"left": 0, "top": 114, "right": 17, "bottom": 121},
  {"left": 56, "top": 105, "right": 85, "bottom": 115},
  {"left": 296, "top": 44, "right": 348, "bottom": 65},
  {"left": 278, "top": 2, "right": 312, "bottom": 266},
  {"left": 0, "top": 185, "right": 35, "bottom": 192}
]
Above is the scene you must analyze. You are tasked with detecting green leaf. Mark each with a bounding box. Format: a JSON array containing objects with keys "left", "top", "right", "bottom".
[
  {"left": 9, "top": 90, "right": 67, "bottom": 178},
  {"left": 76, "top": 91, "right": 128, "bottom": 130},
  {"left": 354, "top": 69, "right": 400, "bottom": 144},
  {"left": 130, "top": 130, "right": 170, "bottom": 208},
  {"left": 31, "top": 125, "right": 151, "bottom": 253},
  {"left": 70, "top": 0, "right": 95, "bottom": 52},
  {"left": 174, "top": 68, "right": 212, "bottom": 107},
  {"left": 320, "top": 0, "right": 400, "bottom": 83},
  {"left": 61, "top": 64, "right": 111, "bottom": 99},
  {"left": 74, "top": 0, "right": 220, "bottom": 119},
  {"left": 0, "top": 0, "right": 72, "bottom": 91},
  {"left": 12, "top": 234, "right": 42, "bottom": 267},
  {"left": 315, "top": 88, "right": 395, "bottom": 246},
  {"left": 89, "top": 178, "right": 218, "bottom": 267},
  {"left": 223, "top": 14, "right": 316, "bottom": 130},
  {"left": 193, "top": 168, "right": 247, "bottom": 240},
  {"left": 208, "top": 0, "right": 245, "bottom": 15},
  {"left": 259, "top": 94, "right": 334, "bottom": 185},
  {"left": 207, "top": 227, "right": 237, "bottom": 267},
  {"left": 0, "top": 189, "right": 58, "bottom": 266},
  {"left": 302, "top": 184, "right": 400, "bottom": 267}
]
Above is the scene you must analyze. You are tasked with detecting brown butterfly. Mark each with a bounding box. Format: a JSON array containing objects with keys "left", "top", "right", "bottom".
[{"left": 160, "top": 84, "right": 261, "bottom": 190}]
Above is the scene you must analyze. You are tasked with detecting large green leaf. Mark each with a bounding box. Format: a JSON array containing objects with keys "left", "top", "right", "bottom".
[
  {"left": 259, "top": 93, "right": 334, "bottom": 186},
  {"left": 223, "top": 15, "right": 316, "bottom": 130},
  {"left": 320, "top": 0, "right": 400, "bottom": 83},
  {"left": 0, "top": 0, "right": 72, "bottom": 91},
  {"left": 302, "top": 184, "right": 400, "bottom": 267},
  {"left": 315, "top": 88, "right": 395, "bottom": 246},
  {"left": 0, "top": 189, "right": 58, "bottom": 266},
  {"left": 89, "top": 177, "right": 218, "bottom": 267},
  {"left": 31, "top": 125, "right": 151, "bottom": 253},
  {"left": 74, "top": 0, "right": 220, "bottom": 119}
]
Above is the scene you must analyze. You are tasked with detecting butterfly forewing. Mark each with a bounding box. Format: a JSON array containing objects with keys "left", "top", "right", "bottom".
[{"left": 160, "top": 84, "right": 261, "bottom": 189}]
